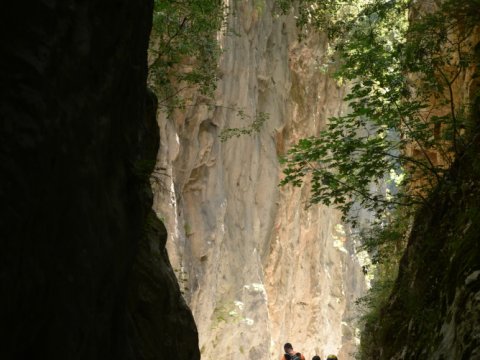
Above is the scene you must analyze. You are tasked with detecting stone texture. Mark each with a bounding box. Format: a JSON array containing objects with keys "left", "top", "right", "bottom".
[
  {"left": 0, "top": 2, "right": 198, "bottom": 359},
  {"left": 361, "top": 2, "right": 480, "bottom": 358},
  {"left": 366, "top": 137, "right": 480, "bottom": 359},
  {"left": 153, "top": 1, "right": 366, "bottom": 359},
  {"left": 127, "top": 92, "right": 200, "bottom": 360},
  {"left": 128, "top": 210, "right": 200, "bottom": 360}
]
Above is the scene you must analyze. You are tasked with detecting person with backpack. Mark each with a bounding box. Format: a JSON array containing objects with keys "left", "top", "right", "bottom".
[{"left": 280, "top": 342, "right": 306, "bottom": 360}]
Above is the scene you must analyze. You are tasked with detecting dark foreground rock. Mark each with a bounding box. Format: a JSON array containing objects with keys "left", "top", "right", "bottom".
[{"left": 0, "top": 2, "right": 199, "bottom": 359}]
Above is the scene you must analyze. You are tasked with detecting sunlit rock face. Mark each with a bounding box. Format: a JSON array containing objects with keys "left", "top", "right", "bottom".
[{"left": 153, "top": 1, "right": 366, "bottom": 359}]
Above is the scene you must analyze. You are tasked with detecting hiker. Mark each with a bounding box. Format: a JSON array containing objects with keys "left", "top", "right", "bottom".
[
  {"left": 326, "top": 355, "right": 338, "bottom": 360},
  {"left": 280, "top": 343, "right": 306, "bottom": 360},
  {"left": 312, "top": 356, "right": 321, "bottom": 360}
]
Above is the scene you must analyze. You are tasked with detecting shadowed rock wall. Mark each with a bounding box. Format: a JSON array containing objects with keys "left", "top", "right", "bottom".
[
  {"left": 0, "top": 2, "right": 199, "bottom": 359},
  {"left": 367, "top": 132, "right": 480, "bottom": 360},
  {"left": 361, "top": 2, "right": 480, "bottom": 358}
]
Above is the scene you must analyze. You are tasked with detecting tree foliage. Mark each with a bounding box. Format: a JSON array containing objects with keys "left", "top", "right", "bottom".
[
  {"left": 277, "top": 1, "right": 479, "bottom": 358},
  {"left": 149, "top": 0, "right": 225, "bottom": 110},
  {"left": 148, "top": 1, "right": 268, "bottom": 139},
  {"left": 219, "top": 109, "right": 269, "bottom": 142},
  {"left": 279, "top": 0, "right": 480, "bottom": 221}
]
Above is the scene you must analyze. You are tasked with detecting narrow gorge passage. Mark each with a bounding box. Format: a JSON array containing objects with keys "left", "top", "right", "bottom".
[
  {"left": 150, "top": 0, "right": 480, "bottom": 359},
  {"left": 152, "top": 1, "right": 367, "bottom": 359},
  {"left": 2, "top": 1, "right": 479, "bottom": 360}
]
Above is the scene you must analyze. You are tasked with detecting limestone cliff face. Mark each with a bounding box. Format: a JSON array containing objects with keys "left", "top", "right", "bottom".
[
  {"left": 153, "top": 1, "right": 366, "bottom": 359},
  {"left": 0, "top": 2, "right": 198, "bottom": 359}
]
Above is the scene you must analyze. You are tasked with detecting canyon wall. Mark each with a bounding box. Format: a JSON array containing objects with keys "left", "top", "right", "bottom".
[
  {"left": 0, "top": 2, "right": 198, "bottom": 359},
  {"left": 153, "top": 1, "right": 366, "bottom": 359},
  {"left": 362, "top": 2, "right": 480, "bottom": 358},
  {"left": 366, "top": 121, "right": 480, "bottom": 359}
]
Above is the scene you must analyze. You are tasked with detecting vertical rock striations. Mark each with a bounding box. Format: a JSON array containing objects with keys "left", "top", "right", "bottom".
[
  {"left": 127, "top": 92, "right": 201, "bottom": 360},
  {"left": 153, "top": 1, "right": 366, "bottom": 358},
  {"left": 0, "top": 2, "right": 198, "bottom": 359}
]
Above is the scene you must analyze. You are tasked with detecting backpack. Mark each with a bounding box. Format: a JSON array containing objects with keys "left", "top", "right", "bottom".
[{"left": 285, "top": 352, "right": 302, "bottom": 360}]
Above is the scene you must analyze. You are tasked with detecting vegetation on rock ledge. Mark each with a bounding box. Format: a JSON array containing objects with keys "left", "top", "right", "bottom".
[{"left": 148, "top": 0, "right": 225, "bottom": 110}]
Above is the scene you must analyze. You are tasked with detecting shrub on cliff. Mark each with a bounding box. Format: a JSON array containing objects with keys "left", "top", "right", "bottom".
[
  {"left": 279, "top": 0, "right": 480, "bottom": 222},
  {"left": 148, "top": 0, "right": 225, "bottom": 110}
]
